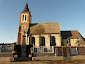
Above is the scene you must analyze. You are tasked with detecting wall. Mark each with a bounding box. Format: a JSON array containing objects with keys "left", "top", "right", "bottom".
[
  {"left": 32, "top": 35, "right": 40, "bottom": 48},
  {"left": 55, "top": 46, "right": 85, "bottom": 56},
  {"left": 30, "top": 34, "right": 61, "bottom": 48},
  {"left": 77, "top": 47, "right": 85, "bottom": 55},
  {"left": 62, "top": 39, "right": 81, "bottom": 46},
  {"left": 33, "top": 53, "right": 55, "bottom": 57},
  {"left": 50, "top": 34, "right": 61, "bottom": 46},
  {"left": 33, "top": 46, "right": 85, "bottom": 60},
  {"left": 32, "top": 56, "right": 63, "bottom": 61},
  {"left": 70, "top": 39, "right": 78, "bottom": 46}
]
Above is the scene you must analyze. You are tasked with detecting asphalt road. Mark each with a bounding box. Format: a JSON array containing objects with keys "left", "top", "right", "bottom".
[{"left": 0, "top": 60, "right": 85, "bottom": 64}]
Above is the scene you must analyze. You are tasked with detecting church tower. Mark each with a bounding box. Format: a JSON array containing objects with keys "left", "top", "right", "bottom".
[{"left": 16, "top": 3, "right": 31, "bottom": 45}]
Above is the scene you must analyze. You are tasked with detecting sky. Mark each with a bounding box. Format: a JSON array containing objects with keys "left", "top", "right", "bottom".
[{"left": 0, "top": 0, "right": 85, "bottom": 43}]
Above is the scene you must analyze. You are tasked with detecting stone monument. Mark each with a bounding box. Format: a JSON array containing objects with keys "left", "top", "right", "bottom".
[{"left": 21, "top": 31, "right": 26, "bottom": 57}]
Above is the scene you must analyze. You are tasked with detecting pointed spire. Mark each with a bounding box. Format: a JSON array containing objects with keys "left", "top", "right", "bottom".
[{"left": 23, "top": 3, "right": 29, "bottom": 12}]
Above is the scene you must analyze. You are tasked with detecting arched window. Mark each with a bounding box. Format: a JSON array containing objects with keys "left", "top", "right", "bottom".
[
  {"left": 50, "top": 36, "right": 56, "bottom": 46},
  {"left": 25, "top": 15, "right": 27, "bottom": 21},
  {"left": 22, "top": 15, "right": 24, "bottom": 21},
  {"left": 22, "top": 14, "right": 27, "bottom": 21},
  {"left": 32, "top": 37, "right": 35, "bottom": 45},
  {"left": 40, "top": 37, "right": 45, "bottom": 46}
]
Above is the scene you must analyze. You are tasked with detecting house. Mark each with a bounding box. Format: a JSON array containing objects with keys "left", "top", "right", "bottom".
[{"left": 61, "top": 30, "right": 84, "bottom": 46}]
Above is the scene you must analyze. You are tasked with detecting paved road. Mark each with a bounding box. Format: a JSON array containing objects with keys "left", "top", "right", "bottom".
[{"left": 0, "top": 60, "right": 85, "bottom": 64}]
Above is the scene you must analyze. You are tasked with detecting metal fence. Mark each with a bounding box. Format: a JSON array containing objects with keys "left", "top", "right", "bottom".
[
  {"left": 0, "top": 45, "right": 14, "bottom": 53},
  {"left": 33, "top": 46, "right": 54, "bottom": 53}
]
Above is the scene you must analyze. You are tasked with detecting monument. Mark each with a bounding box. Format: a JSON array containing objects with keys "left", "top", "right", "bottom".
[
  {"left": 21, "top": 31, "right": 27, "bottom": 57},
  {"left": 13, "top": 31, "right": 32, "bottom": 61}
]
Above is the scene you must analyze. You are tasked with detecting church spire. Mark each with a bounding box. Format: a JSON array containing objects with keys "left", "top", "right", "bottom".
[{"left": 23, "top": 3, "right": 29, "bottom": 12}]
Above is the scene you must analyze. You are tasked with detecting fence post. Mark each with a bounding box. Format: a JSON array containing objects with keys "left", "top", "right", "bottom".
[{"left": 62, "top": 47, "right": 64, "bottom": 60}]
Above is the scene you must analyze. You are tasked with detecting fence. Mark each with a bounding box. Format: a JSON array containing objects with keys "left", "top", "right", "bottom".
[
  {"left": 33, "top": 46, "right": 54, "bottom": 53},
  {"left": 0, "top": 45, "right": 14, "bottom": 53}
]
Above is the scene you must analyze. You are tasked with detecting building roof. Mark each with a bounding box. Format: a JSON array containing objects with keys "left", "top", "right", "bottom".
[
  {"left": 22, "top": 3, "right": 29, "bottom": 12},
  {"left": 29, "top": 22, "right": 60, "bottom": 34},
  {"left": 61, "top": 30, "right": 83, "bottom": 39}
]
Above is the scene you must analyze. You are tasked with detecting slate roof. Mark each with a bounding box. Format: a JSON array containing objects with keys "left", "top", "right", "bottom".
[
  {"left": 22, "top": 3, "right": 29, "bottom": 12},
  {"left": 61, "top": 30, "right": 83, "bottom": 39},
  {"left": 29, "top": 22, "right": 60, "bottom": 34}
]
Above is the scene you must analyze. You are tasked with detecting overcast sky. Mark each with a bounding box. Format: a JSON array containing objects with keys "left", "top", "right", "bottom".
[{"left": 0, "top": 0, "right": 85, "bottom": 43}]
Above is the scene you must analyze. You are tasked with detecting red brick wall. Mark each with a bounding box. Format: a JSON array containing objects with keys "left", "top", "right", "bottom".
[
  {"left": 55, "top": 47, "right": 62, "bottom": 56},
  {"left": 54, "top": 46, "right": 85, "bottom": 56},
  {"left": 78, "top": 47, "right": 85, "bottom": 55}
]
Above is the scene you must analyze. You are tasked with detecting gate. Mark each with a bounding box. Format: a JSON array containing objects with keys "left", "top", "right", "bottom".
[{"left": 33, "top": 46, "right": 54, "bottom": 53}]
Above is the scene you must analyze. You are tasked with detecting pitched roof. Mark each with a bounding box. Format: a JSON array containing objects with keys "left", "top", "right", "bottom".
[
  {"left": 23, "top": 3, "right": 29, "bottom": 12},
  {"left": 61, "top": 30, "right": 83, "bottom": 39},
  {"left": 30, "top": 22, "right": 60, "bottom": 34}
]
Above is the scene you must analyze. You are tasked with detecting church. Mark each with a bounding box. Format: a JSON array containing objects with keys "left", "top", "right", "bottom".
[
  {"left": 16, "top": 3, "right": 84, "bottom": 53},
  {"left": 0, "top": 2, "right": 85, "bottom": 62}
]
